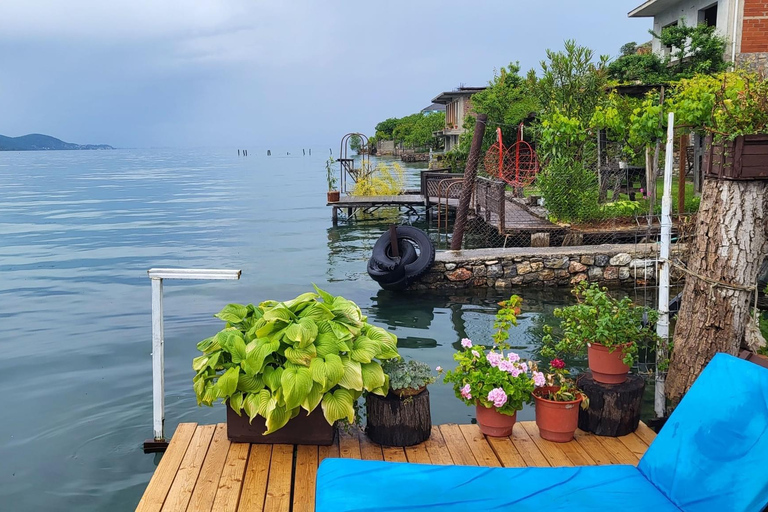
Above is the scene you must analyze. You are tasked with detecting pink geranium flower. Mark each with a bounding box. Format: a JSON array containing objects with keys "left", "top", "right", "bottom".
[
  {"left": 487, "top": 351, "right": 503, "bottom": 368},
  {"left": 461, "top": 338, "right": 472, "bottom": 348},
  {"left": 471, "top": 350, "right": 480, "bottom": 358},
  {"left": 487, "top": 387, "right": 508, "bottom": 408},
  {"left": 460, "top": 384, "right": 472, "bottom": 399},
  {"left": 498, "top": 360, "right": 515, "bottom": 373},
  {"left": 508, "top": 352, "right": 520, "bottom": 363},
  {"left": 533, "top": 371, "right": 546, "bottom": 387}
]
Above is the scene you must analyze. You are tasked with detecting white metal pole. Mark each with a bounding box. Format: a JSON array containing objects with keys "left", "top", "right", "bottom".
[
  {"left": 151, "top": 277, "right": 165, "bottom": 440},
  {"left": 655, "top": 112, "right": 675, "bottom": 418}
]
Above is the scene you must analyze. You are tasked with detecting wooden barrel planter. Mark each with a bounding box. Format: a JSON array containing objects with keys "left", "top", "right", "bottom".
[
  {"left": 366, "top": 388, "right": 432, "bottom": 446},
  {"left": 703, "top": 134, "right": 768, "bottom": 180},
  {"left": 226, "top": 406, "right": 335, "bottom": 445},
  {"left": 577, "top": 373, "right": 645, "bottom": 437}
]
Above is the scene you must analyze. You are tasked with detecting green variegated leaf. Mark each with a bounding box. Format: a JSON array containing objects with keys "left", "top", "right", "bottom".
[
  {"left": 284, "top": 343, "right": 316, "bottom": 366},
  {"left": 309, "top": 358, "right": 327, "bottom": 388},
  {"left": 324, "top": 354, "right": 345, "bottom": 388},
  {"left": 336, "top": 340, "right": 351, "bottom": 352},
  {"left": 243, "top": 339, "right": 280, "bottom": 375},
  {"left": 301, "top": 381, "right": 324, "bottom": 413},
  {"left": 281, "top": 364, "right": 314, "bottom": 410},
  {"left": 215, "top": 329, "right": 245, "bottom": 354},
  {"left": 192, "top": 354, "right": 209, "bottom": 372},
  {"left": 262, "top": 305, "right": 296, "bottom": 323},
  {"left": 237, "top": 374, "right": 264, "bottom": 393},
  {"left": 196, "top": 336, "right": 220, "bottom": 353},
  {"left": 202, "top": 382, "right": 218, "bottom": 406},
  {"left": 350, "top": 336, "right": 378, "bottom": 364},
  {"left": 263, "top": 366, "right": 284, "bottom": 392},
  {"left": 193, "top": 374, "right": 206, "bottom": 403},
  {"left": 215, "top": 303, "right": 248, "bottom": 324},
  {"left": 316, "top": 320, "right": 333, "bottom": 333},
  {"left": 229, "top": 336, "right": 247, "bottom": 364},
  {"left": 300, "top": 302, "right": 334, "bottom": 322},
  {"left": 228, "top": 392, "right": 244, "bottom": 416},
  {"left": 360, "top": 362, "right": 386, "bottom": 391},
  {"left": 215, "top": 367, "right": 239, "bottom": 397},
  {"left": 255, "top": 388, "right": 273, "bottom": 417},
  {"left": 282, "top": 292, "right": 318, "bottom": 311},
  {"left": 284, "top": 318, "right": 319, "bottom": 348},
  {"left": 321, "top": 389, "right": 355, "bottom": 424},
  {"left": 339, "top": 358, "right": 363, "bottom": 391},
  {"left": 255, "top": 321, "right": 278, "bottom": 338},
  {"left": 315, "top": 332, "right": 340, "bottom": 357},
  {"left": 264, "top": 404, "right": 291, "bottom": 434},
  {"left": 243, "top": 392, "right": 261, "bottom": 421},
  {"left": 332, "top": 298, "right": 363, "bottom": 326},
  {"left": 313, "top": 284, "right": 336, "bottom": 305},
  {"left": 330, "top": 321, "right": 353, "bottom": 341}
]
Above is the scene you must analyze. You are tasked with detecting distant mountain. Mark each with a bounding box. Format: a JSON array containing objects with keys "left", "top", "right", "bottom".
[{"left": 0, "top": 133, "right": 114, "bottom": 151}]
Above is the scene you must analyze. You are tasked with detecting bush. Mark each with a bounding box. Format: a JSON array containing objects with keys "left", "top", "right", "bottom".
[{"left": 537, "top": 158, "right": 601, "bottom": 223}]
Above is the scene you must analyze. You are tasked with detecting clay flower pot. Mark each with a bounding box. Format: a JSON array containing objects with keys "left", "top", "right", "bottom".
[
  {"left": 327, "top": 190, "right": 340, "bottom": 203},
  {"left": 475, "top": 403, "right": 516, "bottom": 437},
  {"left": 588, "top": 343, "right": 630, "bottom": 384},
  {"left": 533, "top": 386, "right": 582, "bottom": 443}
]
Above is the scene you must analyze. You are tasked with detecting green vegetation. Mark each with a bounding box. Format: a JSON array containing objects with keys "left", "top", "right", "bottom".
[
  {"left": 0, "top": 133, "right": 113, "bottom": 151},
  {"left": 193, "top": 287, "right": 400, "bottom": 434},
  {"left": 373, "top": 112, "right": 445, "bottom": 150},
  {"left": 350, "top": 162, "right": 405, "bottom": 196},
  {"left": 381, "top": 359, "right": 436, "bottom": 393}
]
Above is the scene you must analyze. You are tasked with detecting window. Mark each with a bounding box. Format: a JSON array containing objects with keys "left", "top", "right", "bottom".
[
  {"left": 661, "top": 20, "right": 678, "bottom": 52},
  {"left": 699, "top": 3, "right": 718, "bottom": 27}
]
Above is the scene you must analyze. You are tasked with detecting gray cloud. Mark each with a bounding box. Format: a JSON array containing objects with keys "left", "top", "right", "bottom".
[{"left": 0, "top": 1, "right": 652, "bottom": 148}]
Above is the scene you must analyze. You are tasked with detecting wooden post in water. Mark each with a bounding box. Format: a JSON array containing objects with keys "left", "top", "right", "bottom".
[{"left": 451, "top": 114, "right": 487, "bottom": 250}]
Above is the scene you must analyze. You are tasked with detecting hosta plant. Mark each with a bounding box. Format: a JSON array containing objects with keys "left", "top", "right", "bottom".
[{"left": 193, "top": 286, "right": 400, "bottom": 434}]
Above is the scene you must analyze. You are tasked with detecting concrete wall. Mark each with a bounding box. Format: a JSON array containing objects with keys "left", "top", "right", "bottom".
[
  {"left": 409, "top": 244, "right": 686, "bottom": 290},
  {"left": 650, "top": 0, "right": 737, "bottom": 55},
  {"left": 377, "top": 140, "right": 396, "bottom": 156}
]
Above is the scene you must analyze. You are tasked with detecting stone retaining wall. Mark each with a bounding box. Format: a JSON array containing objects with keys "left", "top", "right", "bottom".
[{"left": 410, "top": 244, "right": 684, "bottom": 290}]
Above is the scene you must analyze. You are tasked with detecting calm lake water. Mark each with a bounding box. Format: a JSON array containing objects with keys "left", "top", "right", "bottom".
[{"left": 0, "top": 149, "right": 647, "bottom": 510}]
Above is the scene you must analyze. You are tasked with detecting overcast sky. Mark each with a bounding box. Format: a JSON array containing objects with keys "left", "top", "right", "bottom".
[{"left": 0, "top": 1, "right": 653, "bottom": 148}]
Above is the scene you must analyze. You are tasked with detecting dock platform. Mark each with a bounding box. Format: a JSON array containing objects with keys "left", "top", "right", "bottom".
[{"left": 136, "top": 421, "right": 656, "bottom": 512}]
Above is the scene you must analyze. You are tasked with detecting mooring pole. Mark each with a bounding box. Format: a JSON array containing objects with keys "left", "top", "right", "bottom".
[
  {"left": 451, "top": 114, "right": 487, "bottom": 250},
  {"left": 656, "top": 112, "right": 675, "bottom": 419},
  {"left": 389, "top": 225, "right": 400, "bottom": 258}
]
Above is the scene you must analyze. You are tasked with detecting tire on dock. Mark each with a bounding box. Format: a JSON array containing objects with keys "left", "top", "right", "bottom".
[{"left": 367, "top": 226, "right": 435, "bottom": 290}]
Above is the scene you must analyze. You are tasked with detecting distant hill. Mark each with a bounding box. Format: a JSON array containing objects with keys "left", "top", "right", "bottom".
[{"left": 0, "top": 133, "right": 114, "bottom": 151}]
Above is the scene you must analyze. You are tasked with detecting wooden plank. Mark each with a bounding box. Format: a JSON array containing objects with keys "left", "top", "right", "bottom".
[
  {"left": 594, "top": 436, "right": 640, "bottom": 465},
  {"left": 486, "top": 436, "right": 525, "bottom": 467},
  {"left": 520, "top": 422, "right": 573, "bottom": 467},
  {"left": 237, "top": 444, "right": 272, "bottom": 512},
  {"left": 510, "top": 423, "right": 550, "bottom": 467},
  {"left": 210, "top": 442, "right": 250, "bottom": 512},
  {"left": 404, "top": 442, "right": 432, "bottom": 464},
  {"left": 618, "top": 432, "right": 650, "bottom": 461},
  {"left": 573, "top": 430, "right": 619, "bottom": 465},
  {"left": 318, "top": 440, "right": 340, "bottom": 463},
  {"left": 635, "top": 422, "right": 657, "bottom": 446},
  {"left": 558, "top": 439, "right": 596, "bottom": 466},
  {"left": 291, "top": 445, "right": 318, "bottom": 512},
  {"left": 137, "top": 423, "right": 198, "bottom": 512},
  {"left": 357, "top": 430, "right": 384, "bottom": 460},
  {"left": 188, "top": 424, "right": 231, "bottom": 512},
  {"left": 161, "top": 424, "right": 216, "bottom": 512},
  {"left": 423, "top": 426, "right": 454, "bottom": 465},
  {"left": 263, "top": 444, "right": 294, "bottom": 512},
  {"left": 338, "top": 431, "right": 362, "bottom": 459},
  {"left": 382, "top": 446, "right": 408, "bottom": 462},
  {"left": 458, "top": 424, "right": 501, "bottom": 467},
  {"left": 438, "top": 424, "right": 477, "bottom": 466}
]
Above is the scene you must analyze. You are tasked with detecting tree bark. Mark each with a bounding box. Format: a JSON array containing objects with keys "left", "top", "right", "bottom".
[
  {"left": 666, "top": 178, "right": 768, "bottom": 404},
  {"left": 365, "top": 389, "right": 432, "bottom": 447},
  {"left": 577, "top": 373, "right": 645, "bottom": 437}
]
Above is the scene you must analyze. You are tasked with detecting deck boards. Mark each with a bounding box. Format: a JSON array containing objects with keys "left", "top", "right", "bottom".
[{"left": 138, "top": 421, "right": 655, "bottom": 511}]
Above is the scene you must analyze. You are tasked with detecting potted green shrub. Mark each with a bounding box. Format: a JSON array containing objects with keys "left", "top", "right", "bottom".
[
  {"left": 444, "top": 296, "right": 544, "bottom": 437},
  {"left": 193, "top": 285, "right": 400, "bottom": 445},
  {"left": 542, "top": 281, "right": 658, "bottom": 384},
  {"left": 326, "top": 157, "right": 340, "bottom": 202},
  {"left": 532, "top": 358, "right": 589, "bottom": 443},
  {"left": 366, "top": 358, "right": 436, "bottom": 446}
]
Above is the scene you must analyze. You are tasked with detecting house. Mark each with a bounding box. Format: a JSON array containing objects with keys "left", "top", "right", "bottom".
[
  {"left": 628, "top": 0, "right": 768, "bottom": 69},
  {"left": 430, "top": 86, "right": 486, "bottom": 152},
  {"left": 420, "top": 103, "right": 446, "bottom": 115}
]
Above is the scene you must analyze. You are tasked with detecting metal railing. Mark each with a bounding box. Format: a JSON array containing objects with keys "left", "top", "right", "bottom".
[{"left": 144, "top": 268, "right": 241, "bottom": 452}]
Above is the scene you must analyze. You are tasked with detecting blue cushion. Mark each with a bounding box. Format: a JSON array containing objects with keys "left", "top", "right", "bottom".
[
  {"left": 638, "top": 353, "right": 768, "bottom": 512},
  {"left": 315, "top": 459, "right": 679, "bottom": 511}
]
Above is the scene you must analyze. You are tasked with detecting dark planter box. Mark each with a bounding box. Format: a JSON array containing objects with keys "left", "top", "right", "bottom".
[
  {"left": 226, "top": 405, "right": 335, "bottom": 445},
  {"left": 704, "top": 134, "right": 768, "bottom": 180}
]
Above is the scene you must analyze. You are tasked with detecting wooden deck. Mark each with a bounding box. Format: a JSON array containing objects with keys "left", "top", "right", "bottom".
[{"left": 136, "top": 421, "right": 656, "bottom": 512}]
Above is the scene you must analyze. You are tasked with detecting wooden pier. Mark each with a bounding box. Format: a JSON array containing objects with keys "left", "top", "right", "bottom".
[{"left": 136, "top": 421, "right": 656, "bottom": 512}]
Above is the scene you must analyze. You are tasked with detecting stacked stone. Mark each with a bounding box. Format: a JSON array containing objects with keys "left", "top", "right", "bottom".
[{"left": 411, "top": 248, "right": 664, "bottom": 290}]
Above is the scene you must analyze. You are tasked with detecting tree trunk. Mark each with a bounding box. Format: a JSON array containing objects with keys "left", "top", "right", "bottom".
[
  {"left": 365, "top": 389, "right": 432, "bottom": 447},
  {"left": 577, "top": 373, "right": 645, "bottom": 436},
  {"left": 666, "top": 178, "right": 768, "bottom": 404}
]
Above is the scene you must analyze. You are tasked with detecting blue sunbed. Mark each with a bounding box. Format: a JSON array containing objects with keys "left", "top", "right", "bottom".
[{"left": 316, "top": 353, "right": 768, "bottom": 511}]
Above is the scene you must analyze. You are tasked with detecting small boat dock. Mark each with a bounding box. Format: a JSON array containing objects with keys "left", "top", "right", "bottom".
[{"left": 136, "top": 421, "right": 656, "bottom": 511}]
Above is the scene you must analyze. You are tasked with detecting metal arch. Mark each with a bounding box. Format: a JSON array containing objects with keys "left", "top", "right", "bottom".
[{"left": 338, "top": 133, "right": 371, "bottom": 194}]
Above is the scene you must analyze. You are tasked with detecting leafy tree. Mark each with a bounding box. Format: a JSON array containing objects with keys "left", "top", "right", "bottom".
[
  {"left": 654, "top": 22, "right": 728, "bottom": 79},
  {"left": 607, "top": 52, "right": 667, "bottom": 84},
  {"left": 374, "top": 118, "right": 399, "bottom": 140}
]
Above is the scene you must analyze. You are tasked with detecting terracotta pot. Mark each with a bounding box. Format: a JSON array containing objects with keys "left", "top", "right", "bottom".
[
  {"left": 533, "top": 386, "right": 582, "bottom": 443},
  {"left": 226, "top": 404, "right": 335, "bottom": 445},
  {"left": 475, "top": 403, "right": 516, "bottom": 437},
  {"left": 391, "top": 386, "right": 426, "bottom": 398},
  {"left": 588, "top": 342, "right": 630, "bottom": 384},
  {"left": 327, "top": 190, "right": 340, "bottom": 203}
]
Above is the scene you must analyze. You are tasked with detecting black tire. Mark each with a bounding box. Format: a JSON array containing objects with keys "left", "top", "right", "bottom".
[
  {"left": 371, "top": 226, "right": 434, "bottom": 279},
  {"left": 367, "top": 242, "right": 416, "bottom": 285},
  {"left": 378, "top": 273, "right": 409, "bottom": 291}
]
